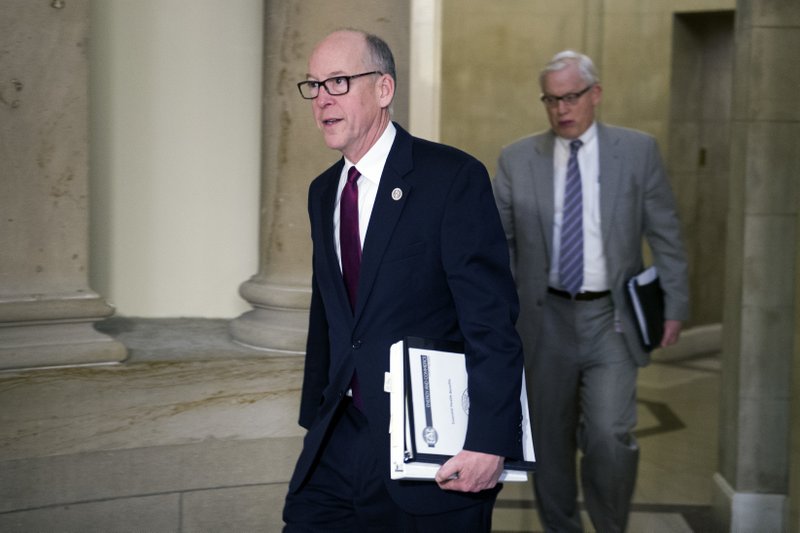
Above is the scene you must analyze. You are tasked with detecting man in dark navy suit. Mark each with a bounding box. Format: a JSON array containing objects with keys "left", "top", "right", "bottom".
[{"left": 282, "top": 29, "right": 525, "bottom": 532}]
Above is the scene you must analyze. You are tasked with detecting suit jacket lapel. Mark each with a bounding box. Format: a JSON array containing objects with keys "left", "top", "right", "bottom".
[
  {"left": 319, "top": 160, "right": 356, "bottom": 321},
  {"left": 597, "top": 123, "right": 623, "bottom": 250},
  {"left": 532, "top": 133, "right": 556, "bottom": 261},
  {"left": 353, "top": 124, "right": 413, "bottom": 319}
]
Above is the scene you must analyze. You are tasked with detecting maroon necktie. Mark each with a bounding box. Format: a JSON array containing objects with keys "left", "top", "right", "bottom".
[
  {"left": 340, "top": 166, "right": 363, "bottom": 408},
  {"left": 340, "top": 166, "right": 361, "bottom": 311}
]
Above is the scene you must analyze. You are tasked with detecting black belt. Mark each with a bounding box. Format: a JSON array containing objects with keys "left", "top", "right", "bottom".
[{"left": 547, "top": 287, "right": 611, "bottom": 301}]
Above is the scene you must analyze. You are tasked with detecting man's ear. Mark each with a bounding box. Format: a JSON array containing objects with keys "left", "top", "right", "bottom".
[
  {"left": 590, "top": 83, "right": 602, "bottom": 105},
  {"left": 377, "top": 73, "right": 395, "bottom": 107}
]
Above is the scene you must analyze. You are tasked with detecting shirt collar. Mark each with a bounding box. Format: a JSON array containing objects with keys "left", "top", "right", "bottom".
[
  {"left": 343, "top": 122, "right": 397, "bottom": 186},
  {"left": 556, "top": 121, "right": 597, "bottom": 150}
]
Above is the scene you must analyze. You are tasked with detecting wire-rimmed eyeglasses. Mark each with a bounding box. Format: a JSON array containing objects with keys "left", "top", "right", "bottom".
[
  {"left": 297, "top": 71, "right": 383, "bottom": 100},
  {"left": 540, "top": 85, "right": 594, "bottom": 108}
]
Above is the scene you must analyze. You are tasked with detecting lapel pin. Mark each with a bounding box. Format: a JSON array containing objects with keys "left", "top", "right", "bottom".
[{"left": 391, "top": 188, "right": 403, "bottom": 201}]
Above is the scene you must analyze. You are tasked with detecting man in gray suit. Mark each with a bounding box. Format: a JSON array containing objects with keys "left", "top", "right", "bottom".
[{"left": 492, "top": 50, "right": 689, "bottom": 532}]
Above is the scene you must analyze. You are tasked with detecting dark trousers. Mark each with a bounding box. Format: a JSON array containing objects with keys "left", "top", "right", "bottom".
[{"left": 283, "top": 399, "right": 495, "bottom": 532}]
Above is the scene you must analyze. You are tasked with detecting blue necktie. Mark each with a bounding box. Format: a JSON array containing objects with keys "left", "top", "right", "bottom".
[{"left": 560, "top": 140, "right": 583, "bottom": 296}]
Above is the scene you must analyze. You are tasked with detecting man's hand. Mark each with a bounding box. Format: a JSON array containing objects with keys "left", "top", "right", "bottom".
[
  {"left": 434, "top": 450, "right": 504, "bottom": 492},
  {"left": 660, "top": 319, "right": 682, "bottom": 348}
]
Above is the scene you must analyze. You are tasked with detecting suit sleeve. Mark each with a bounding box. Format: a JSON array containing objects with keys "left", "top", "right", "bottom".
[
  {"left": 298, "top": 188, "right": 331, "bottom": 430},
  {"left": 298, "top": 271, "right": 330, "bottom": 429},
  {"left": 492, "top": 151, "right": 517, "bottom": 276},
  {"left": 641, "top": 137, "right": 690, "bottom": 321},
  {"left": 441, "top": 157, "right": 525, "bottom": 460}
]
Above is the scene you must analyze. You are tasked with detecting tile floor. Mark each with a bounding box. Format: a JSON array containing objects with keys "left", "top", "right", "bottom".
[{"left": 492, "top": 351, "right": 720, "bottom": 532}]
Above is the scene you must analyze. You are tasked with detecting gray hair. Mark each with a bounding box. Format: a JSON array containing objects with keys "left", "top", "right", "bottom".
[
  {"left": 363, "top": 32, "right": 397, "bottom": 83},
  {"left": 539, "top": 50, "right": 599, "bottom": 89}
]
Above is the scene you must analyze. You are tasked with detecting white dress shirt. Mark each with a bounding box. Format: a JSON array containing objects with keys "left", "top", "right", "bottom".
[
  {"left": 333, "top": 122, "right": 397, "bottom": 271},
  {"left": 549, "top": 122, "right": 609, "bottom": 291}
]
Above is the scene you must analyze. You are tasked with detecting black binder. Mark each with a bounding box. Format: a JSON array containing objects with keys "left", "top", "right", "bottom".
[{"left": 626, "top": 267, "right": 664, "bottom": 352}]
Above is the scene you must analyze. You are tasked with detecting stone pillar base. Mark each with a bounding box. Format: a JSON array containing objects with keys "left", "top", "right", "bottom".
[
  {"left": 712, "top": 472, "right": 788, "bottom": 533},
  {"left": 229, "top": 307, "right": 308, "bottom": 355},
  {"left": 0, "top": 322, "right": 126, "bottom": 371},
  {"left": 0, "top": 294, "right": 127, "bottom": 370},
  {"left": 229, "top": 279, "right": 310, "bottom": 355}
]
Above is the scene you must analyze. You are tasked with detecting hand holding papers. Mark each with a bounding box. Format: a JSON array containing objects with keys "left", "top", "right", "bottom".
[{"left": 387, "top": 337, "right": 535, "bottom": 482}]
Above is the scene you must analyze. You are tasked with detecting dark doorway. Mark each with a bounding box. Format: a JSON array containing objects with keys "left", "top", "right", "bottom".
[{"left": 668, "top": 10, "right": 735, "bottom": 327}]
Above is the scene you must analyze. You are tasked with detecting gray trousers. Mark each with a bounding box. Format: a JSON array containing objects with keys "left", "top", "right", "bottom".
[{"left": 530, "top": 292, "right": 639, "bottom": 533}]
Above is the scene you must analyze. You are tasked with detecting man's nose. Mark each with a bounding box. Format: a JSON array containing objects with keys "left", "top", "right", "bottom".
[{"left": 316, "top": 90, "right": 334, "bottom": 107}]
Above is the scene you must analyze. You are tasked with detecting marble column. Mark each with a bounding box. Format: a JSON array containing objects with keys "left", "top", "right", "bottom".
[
  {"left": 0, "top": 0, "right": 126, "bottom": 370},
  {"left": 230, "top": 1, "right": 410, "bottom": 353},
  {"left": 713, "top": 0, "right": 800, "bottom": 530}
]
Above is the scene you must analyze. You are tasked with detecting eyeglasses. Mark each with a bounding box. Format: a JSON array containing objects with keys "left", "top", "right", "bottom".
[
  {"left": 540, "top": 85, "right": 594, "bottom": 107},
  {"left": 297, "top": 71, "right": 382, "bottom": 100}
]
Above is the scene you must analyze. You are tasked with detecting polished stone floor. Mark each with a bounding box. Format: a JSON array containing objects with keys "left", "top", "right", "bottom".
[
  {"left": 0, "top": 318, "right": 720, "bottom": 532},
  {"left": 493, "top": 350, "right": 720, "bottom": 532}
]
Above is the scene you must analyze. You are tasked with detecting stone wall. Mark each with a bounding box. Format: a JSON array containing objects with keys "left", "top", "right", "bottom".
[{"left": 439, "top": 0, "right": 736, "bottom": 327}]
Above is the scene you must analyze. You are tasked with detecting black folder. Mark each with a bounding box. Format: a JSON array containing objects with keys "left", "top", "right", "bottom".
[{"left": 626, "top": 267, "right": 664, "bottom": 352}]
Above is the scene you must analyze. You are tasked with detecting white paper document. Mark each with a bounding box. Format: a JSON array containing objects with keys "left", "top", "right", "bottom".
[
  {"left": 387, "top": 337, "right": 535, "bottom": 482},
  {"left": 407, "top": 343, "right": 469, "bottom": 455}
]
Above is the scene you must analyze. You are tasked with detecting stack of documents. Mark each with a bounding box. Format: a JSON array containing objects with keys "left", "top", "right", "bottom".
[{"left": 386, "top": 337, "right": 535, "bottom": 482}]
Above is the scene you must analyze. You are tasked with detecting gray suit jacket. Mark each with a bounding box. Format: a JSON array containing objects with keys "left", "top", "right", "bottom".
[{"left": 492, "top": 123, "right": 689, "bottom": 367}]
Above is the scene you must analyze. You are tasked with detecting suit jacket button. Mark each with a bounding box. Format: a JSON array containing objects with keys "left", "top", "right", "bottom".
[{"left": 352, "top": 340, "right": 362, "bottom": 349}]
